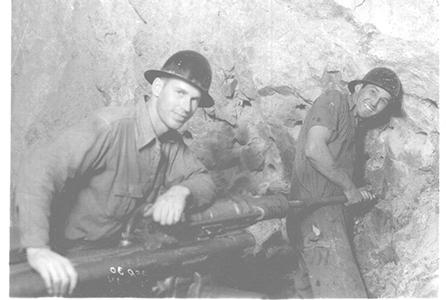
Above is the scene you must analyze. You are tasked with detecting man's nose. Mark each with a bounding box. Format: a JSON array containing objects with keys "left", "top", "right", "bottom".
[
  {"left": 369, "top": 96, "right": 380, "bottom": 107},
  {"left": 181, "top": 96, "right": 192, "bottom": 113}
]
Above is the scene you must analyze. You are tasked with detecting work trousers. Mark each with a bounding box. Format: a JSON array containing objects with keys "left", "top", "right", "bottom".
[{"left": 287, "top": 204, "right": 368, "bottom": 298}]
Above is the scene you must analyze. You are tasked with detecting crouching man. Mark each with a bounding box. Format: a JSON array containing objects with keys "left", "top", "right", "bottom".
[
  {"left": 14, "top": 50, "right": 216, "bottom": 296},
  {"left": 287, "top": 67, "right": 402, "bottom": 298}
]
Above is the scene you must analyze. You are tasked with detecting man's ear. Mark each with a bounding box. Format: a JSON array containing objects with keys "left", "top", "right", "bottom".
[
  {"left": 151, "top": 77, "right": 164, "bottom": 97},
  {"left": 354, "top": 83, "right": 363, "bottom": 94}
]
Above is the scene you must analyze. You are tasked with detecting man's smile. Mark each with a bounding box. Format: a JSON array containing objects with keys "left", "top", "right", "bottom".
[{"left": 363, "top": 102, "right": 374, "bottom": 113}]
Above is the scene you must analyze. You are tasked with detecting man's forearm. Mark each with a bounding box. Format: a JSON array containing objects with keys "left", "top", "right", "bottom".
[
  {"left": 306, "top": 143, "right": 356, "bottom": 193},
  {"left": 310, "top": 159, "right": 355, "bottom": 191},
  {"left": 16, "top": 193, "right": 52, "bottom": 249},
  {"left": 177, "top": 173, "right": 216, "bottom": 209}
]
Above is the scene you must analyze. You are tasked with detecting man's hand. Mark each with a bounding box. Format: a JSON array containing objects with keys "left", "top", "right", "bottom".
[
  {"left": 26, "top": 247, "right": 78, "bottom": 296},
  {"left": 358, "top": 186, "right": 376, "bottom": 201},
  {"left": 344, "top": 186, "right": 376, "bottom": 205},
  {"left": 143, "top": 185, "right": 191, "bottom": 225}
]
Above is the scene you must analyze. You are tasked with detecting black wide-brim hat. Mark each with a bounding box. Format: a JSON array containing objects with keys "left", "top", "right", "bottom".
[
  {"left": 145, "top": 50, "right": 214, "bottom": 108},
  {"left": 348, "top": 67, "right": 401, "bottom": 100}
]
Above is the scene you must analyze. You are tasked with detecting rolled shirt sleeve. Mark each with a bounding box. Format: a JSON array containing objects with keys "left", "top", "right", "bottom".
[
  {"left": 15, "top": 116, "right": 110, "bottom": 249},
  {"left": 164, "top": 139, "right": 216, "bottom": 210},
  {"left": 306, "top": 90, "right": 343, "bottom": 142}
]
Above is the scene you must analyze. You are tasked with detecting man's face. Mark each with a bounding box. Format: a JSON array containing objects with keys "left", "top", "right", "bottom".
[
  {"left": 354, "top": 84, "right": 392, "bottom": 119},
  {"left": 154, "top": 78, "right": 202, "bottom": 130}
]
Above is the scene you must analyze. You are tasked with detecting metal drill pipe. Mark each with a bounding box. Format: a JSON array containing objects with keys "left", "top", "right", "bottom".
[
  {"left": 10, "top": 231, "right": 256, "bottom": 297},
  {"left": 10, "top": 194, "right": 305, "bottom": 297}
]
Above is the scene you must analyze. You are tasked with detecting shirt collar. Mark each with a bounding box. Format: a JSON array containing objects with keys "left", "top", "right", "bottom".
[
  {"left": 347, "top": 93, "right": 356, "bottom": 112},
  {"left": 347, "top": 93, "right": 360, "bottom": 126},
  {"left": 136, "top": 96, "right": 157, "bottom": 149}
]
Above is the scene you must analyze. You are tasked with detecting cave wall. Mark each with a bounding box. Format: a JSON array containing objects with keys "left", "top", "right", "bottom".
[{"left": 11, "top": 0, "right": 438, "bottom": 297}]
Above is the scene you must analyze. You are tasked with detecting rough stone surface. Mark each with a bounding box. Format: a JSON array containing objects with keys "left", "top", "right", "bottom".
[{"left": 11, "top": 0, "right": 438, "bottom": 297}]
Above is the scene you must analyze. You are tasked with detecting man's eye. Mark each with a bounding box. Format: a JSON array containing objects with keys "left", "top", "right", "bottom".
[
  {"left": 177, "top": 90, "right": 186, "bottom": 95},
  {"left": 370, "top": 89, "right": 377, "bottom": 95},
  {"left": 191, "top": 98, "right": 201, "bottom": 105}
]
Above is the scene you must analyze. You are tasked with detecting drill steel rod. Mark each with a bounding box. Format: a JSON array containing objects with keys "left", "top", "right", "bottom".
[{"left": 10, "top": 231, "right": 256, "bottom": 297}]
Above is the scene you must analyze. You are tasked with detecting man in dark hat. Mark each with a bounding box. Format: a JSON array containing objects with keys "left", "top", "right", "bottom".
[
  {"left": 14, "top": 50, "right": 216, "bottom": 296},
  {"left": 287, "top": 67, "right": 402, "bottom": 298}
]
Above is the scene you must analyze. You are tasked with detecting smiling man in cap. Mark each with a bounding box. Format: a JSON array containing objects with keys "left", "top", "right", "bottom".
[
  {"left": 287, "top": 67, "right": 402, "bottom": 298},
  {"left": 15, "top": 50, "right": 216, "bottom": 296}
]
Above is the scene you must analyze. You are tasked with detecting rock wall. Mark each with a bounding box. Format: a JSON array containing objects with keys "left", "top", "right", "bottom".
[{"left": 11, "top": 0, "right": 438, "bottom": 297}]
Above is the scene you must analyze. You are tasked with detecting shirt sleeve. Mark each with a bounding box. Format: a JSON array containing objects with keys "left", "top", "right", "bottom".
[
  {"left": 14, "top": 115, "right": 110, "bottom": 249},
  {"left": 305, "top": 90, "right": 343, "bottom": 142},
  {"left": 164, "top": 140, "right": 216, "bottom": 211}
]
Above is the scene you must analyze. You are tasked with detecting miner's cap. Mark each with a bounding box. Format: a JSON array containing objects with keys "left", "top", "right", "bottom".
[
  {"left": 348, "top": 67, "right": 402, "bottom": 100},
  {"left": 144, "top": 50, "right": 214, "bottom": 108}
]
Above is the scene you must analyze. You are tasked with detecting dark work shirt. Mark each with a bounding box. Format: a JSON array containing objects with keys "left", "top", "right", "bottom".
[
  {"left": 15, "top": 98, "right": 216, "bottom": 248},
  {"left": 290, "top": 90, "right": 357, "bottom": 204}
]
